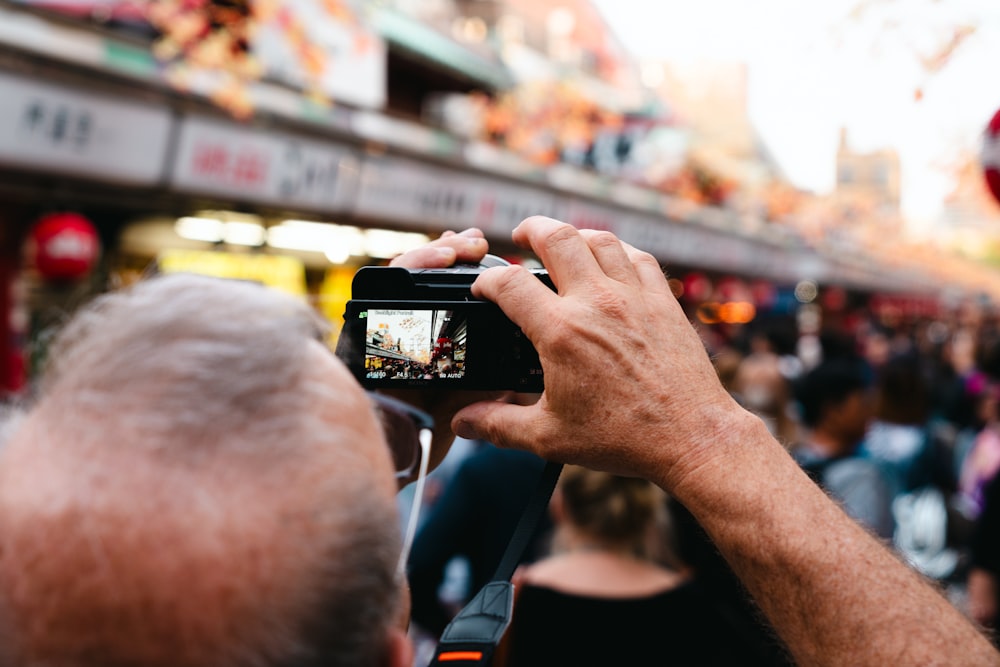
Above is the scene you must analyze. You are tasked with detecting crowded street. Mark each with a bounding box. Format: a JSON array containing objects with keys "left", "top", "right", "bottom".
[{"left": 1, "top": 1, "right": 1000, "bottom": 665}]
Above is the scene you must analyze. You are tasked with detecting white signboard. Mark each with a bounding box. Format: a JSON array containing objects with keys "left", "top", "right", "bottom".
[
  {"left": 354, "top": 154, "right": 818, "bottom": 282},
  {"left": 170, "top": 117, "right": 358, "bottom": 212},
  {"left": 355, "top": 156, "right": 572, "bottom": 234},
  {"left": 0, "top": 71, "right": 172, "bottom": 184}
]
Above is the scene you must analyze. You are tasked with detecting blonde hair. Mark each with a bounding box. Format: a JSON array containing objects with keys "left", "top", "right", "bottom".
[{"left": 558, "top": 465, "right": 666, "bottom": 560}]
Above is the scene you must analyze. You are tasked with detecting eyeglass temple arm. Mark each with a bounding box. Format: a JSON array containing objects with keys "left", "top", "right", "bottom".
[{"left": 396, "top": 428, "right": 432, "bottom": 580}]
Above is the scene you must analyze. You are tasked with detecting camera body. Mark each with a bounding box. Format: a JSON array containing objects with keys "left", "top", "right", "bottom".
[{"left": 337, "top": 262, "right": 553, "bottom": 391}]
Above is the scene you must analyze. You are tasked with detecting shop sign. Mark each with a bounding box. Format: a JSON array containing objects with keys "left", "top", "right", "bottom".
[
  {"left": 157, "top": 249, "right": 306, "bottom": 296},
  {"left": 616, "top": 213, "right": 816, "bottom": 283},
  {"left": 353, "top": 154, "right": 849, "bottom": 286},
  {"left": 870, "top": 293, "right": 942, "bottom": 319},
  {"left": 474, "top": 181, "right": 569, "bottom": 234},
  {"left": 564, "top": 200, "right": 619, "bottom": 233},
  {"left": 0, "top": 71, "right": 171, "bottom": 184},
  {"left": 356, "top": 155, "right": 634, "bottom": 236},
  {"left": 355, "top": 156, "right": 554, "bottom": 233},
  {"left": 170, "top": 117, "right": 358, "bottom": 211}
]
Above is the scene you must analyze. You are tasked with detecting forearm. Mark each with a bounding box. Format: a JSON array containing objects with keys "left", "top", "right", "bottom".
[{"left": 664, "top": 409, "right": 998, "bottom": 667}]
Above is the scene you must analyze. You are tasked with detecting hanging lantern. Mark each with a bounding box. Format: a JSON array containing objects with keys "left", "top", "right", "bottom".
[
  {"left": 28, "top": 212, "right": 101, "bottom": 282},
  {"left": 822, "top": 286, "right": 848, "bottom": 312},
  {"left": 749, "top": 280, "right": 777, "bottom": 309},
  {"left": 715, "top": 277, "right": 750, "bottom": 303},
  {"left": 983, "top": 108, "right": 1000, "bottom": 206},
  {"left": 682, "top": 273, "right": 713, "bottom": 302}
]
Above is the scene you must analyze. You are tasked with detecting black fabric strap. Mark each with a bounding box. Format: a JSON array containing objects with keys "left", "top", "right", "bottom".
[
  {"left": 429, "top": 460, "right": 563, "bottom": 666},
  {"left": 491, "top": 460, "right": 563, "bottom": 582}
]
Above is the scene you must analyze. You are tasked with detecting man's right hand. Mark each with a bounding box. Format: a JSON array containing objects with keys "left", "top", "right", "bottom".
[{"left": 452, "top": 216, "right": 748, "bottom": 490}]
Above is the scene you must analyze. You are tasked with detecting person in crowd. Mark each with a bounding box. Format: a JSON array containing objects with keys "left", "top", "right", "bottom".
[
  {"left": 0, "top": 219, "right": 996, "bottom": 666},
  {"left": 860, "top": 351, "right": 936, "bottom": 498},
  {"left": 498, "top": 465, "right": 686, "bottom": 666},
  {"left": 407, "top": 442, "right": 552, "bottom": 638},
  {"left": 731, "top": 327, "right": 797, "bottom": 446},
  {"left": 791, "top": 356, "right": 895, "bottom": 538},
  {"left": 661, "top": 497, "right": 795, "bottom": 666},
  {"left": 861, "top": 350, "right": 968, "bottom": 581},
  {"left": 959, "top": 380, "right": 1000, "bottom": 521},
  {"left": 969, "top": 472, "right": 1000, "bottom": 647},
  {"left": 950, "top": 328, "right": 1000, "bottom": 483}
]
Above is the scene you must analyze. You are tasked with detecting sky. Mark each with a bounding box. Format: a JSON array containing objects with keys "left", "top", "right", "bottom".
[{"left": 591, "top": 0, "right": 1000, "bottom": 227}]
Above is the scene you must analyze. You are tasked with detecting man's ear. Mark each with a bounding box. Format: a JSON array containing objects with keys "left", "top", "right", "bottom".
[{"left": 384, "top": 626, "right": 413, "bottom": 667}]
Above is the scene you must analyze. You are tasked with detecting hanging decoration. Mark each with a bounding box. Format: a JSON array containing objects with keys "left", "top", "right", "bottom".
[
  {"left": 28, "top": 212, "right": 101, "bottom": 282},
  {"left": 146, "top": 0, "right": 367, "bottom": 118},
  {"left": 983, "top": 108, "right": 1000, "bottom": 207}
]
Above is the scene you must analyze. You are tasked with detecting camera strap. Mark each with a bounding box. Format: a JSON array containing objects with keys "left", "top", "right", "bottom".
[{"left": 428, "top": 459, "right": 563, "bottom": 666}]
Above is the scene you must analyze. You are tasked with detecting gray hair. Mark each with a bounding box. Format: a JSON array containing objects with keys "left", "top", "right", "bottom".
[
  {"left": 41, "top": 273, "right": 329, "bottom": 447},
  {"left": 0, "top": 404, "right": 24, "bottom": 449},
  {"left": 1, "top": 274, "right": 401, "bottom": 667}
]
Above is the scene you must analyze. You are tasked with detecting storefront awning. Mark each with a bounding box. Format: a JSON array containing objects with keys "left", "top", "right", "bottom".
[{"left": 370, "top": 7, "right": 514, "bottom": 91}]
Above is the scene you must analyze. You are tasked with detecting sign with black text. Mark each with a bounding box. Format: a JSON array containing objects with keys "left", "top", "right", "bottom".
[
  {"left": 170, "top": 117, "right": 358, "bottom": 212},
  {"left": 0, "top": 71, "right": 172, "bottom": 184}
]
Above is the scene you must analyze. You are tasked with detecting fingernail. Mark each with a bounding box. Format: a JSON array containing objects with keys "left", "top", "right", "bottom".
[
  {"left": 458, "top": 228, "right": 481, "bottom": 238},
  {"left": 454, "top": 419, "right": 477, "bottom": 439},
  {"left": 435, "top": 247, "right": 457, "bottom": 260}
]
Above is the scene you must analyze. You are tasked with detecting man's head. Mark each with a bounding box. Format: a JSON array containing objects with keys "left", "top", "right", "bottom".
[
  {"left": 794, "top": 357, "right": 874, "bottom": 452},
  {"left": 0, "top": 274, "right": 410, "bottom": 667}
]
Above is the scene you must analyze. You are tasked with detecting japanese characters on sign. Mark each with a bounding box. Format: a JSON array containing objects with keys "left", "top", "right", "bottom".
[
  {"left": 0, "top": 71, "right": 171, "bottom": 184},
  {"left": 170, "top": 117, "right": 358, "bottom": 212}
]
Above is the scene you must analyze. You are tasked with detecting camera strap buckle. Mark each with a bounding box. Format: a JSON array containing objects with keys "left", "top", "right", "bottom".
[{"left": 429, "top": 581, "right": 514, "bottom": 665}]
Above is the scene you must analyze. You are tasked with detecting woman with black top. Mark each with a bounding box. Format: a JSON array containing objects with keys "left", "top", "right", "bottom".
[{"left": 500, "top": 465, "right": 793, "bottom": 666}]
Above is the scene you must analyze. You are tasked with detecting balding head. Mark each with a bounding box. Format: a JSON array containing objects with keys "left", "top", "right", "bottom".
[{"left": 0, "top": 274, "right": 403, "bottom": 666}]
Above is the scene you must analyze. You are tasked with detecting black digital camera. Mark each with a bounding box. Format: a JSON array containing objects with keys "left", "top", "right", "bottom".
[{"left": 337, "top": 258, "right": 553, "bottom": 391}]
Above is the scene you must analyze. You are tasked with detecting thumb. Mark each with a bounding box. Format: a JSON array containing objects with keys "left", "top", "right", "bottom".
[{"left": 452, "top": 400, "right": 542, "bottom": 454}]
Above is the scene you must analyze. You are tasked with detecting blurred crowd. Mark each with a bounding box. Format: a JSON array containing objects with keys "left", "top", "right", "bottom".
[{"left": 408, "top": 306, "right": 1000, "bottom": 664}]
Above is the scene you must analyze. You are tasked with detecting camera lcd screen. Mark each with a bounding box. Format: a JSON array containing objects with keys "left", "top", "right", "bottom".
[{"left": 362, "top": 308, "right": 468, "bottom": 382}]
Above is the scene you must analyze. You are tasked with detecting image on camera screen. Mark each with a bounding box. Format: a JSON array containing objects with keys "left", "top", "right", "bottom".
[{"left": 364, "top": 308, "right": 468, "bottom": 381}]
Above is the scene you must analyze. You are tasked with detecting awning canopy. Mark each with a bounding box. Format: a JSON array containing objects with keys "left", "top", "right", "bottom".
[{"left": 371, "top": 7, "right": 514, "bottom": 91}]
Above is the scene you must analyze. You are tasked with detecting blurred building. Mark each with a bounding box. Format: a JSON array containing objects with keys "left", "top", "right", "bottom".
[
  {"left": 651, "top": 62, "right": 776, "bottom": 183},
  {"left": 453, "top": 0, "right": 644, "bottom": 107},
  {"left": 0, "top": 0, "right": 989, "bottom": 395},
  {"left": 834, "top": 127, "right": 902, "bottom": 214},
  {"left": 641, "top": 60, "right": 782, "bottom": 212},
  {"left": 938, "top": 149, "right": 1000, "bottom": 261}
]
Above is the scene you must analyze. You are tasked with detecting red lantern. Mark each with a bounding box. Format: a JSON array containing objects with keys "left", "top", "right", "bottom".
[
  {"left": 749, "top": 280, "right": 777, "bottom": 309},
  {"left": 822, "top": 286, "right": 848, "bottom": 312},
  {"left": 29, "top": 212, "right": 101, "bottom": 282},
  {"left": 716, "top": 277, "right": 750, "bottom": 303},
  {"left": 682, "top": 273, "right": 713, "bottom": 302},
  {"left": 983, "top": 108, "right": 1000, "bottom": 206}
]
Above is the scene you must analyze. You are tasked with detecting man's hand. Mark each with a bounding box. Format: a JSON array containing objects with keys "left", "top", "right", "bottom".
[
  {"left": 451, "top": 216, "right": 743, "bottom": 489},
  {"left": 389, "top": 228, "right": 489, "bottom": 270}
]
